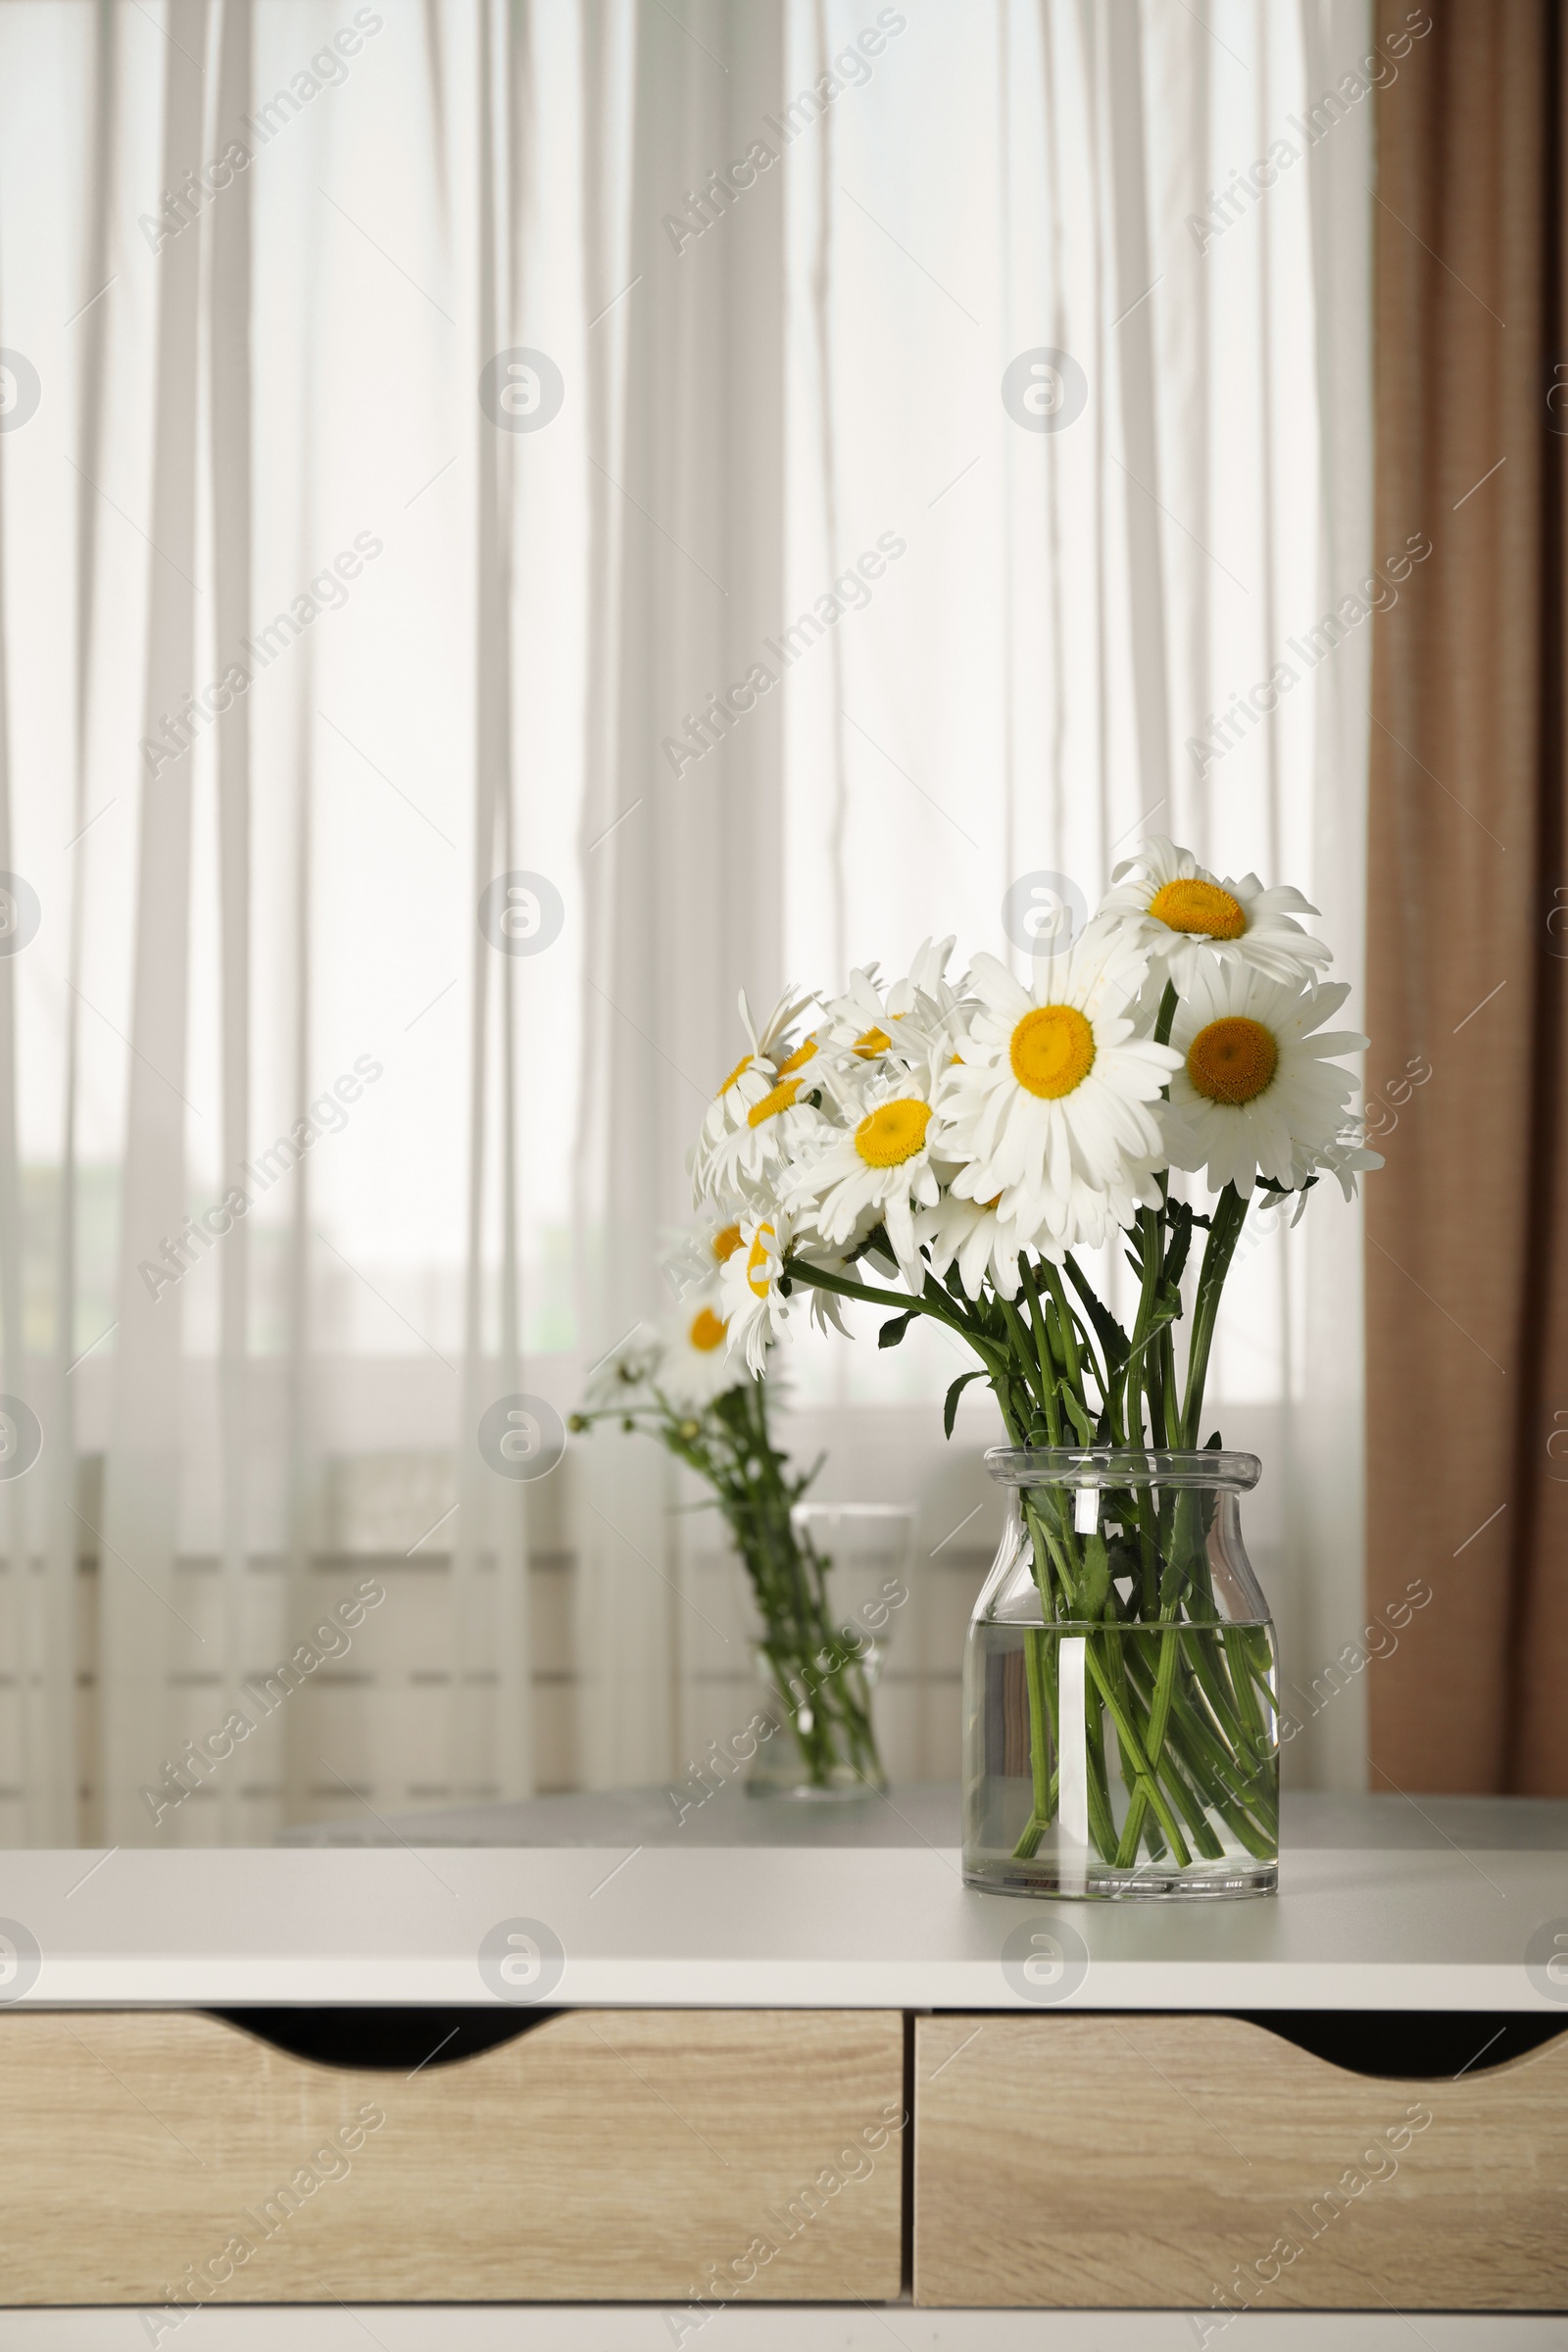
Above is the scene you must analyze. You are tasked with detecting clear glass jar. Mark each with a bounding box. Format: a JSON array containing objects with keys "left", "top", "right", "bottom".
[
  {"left": 963, "top": 1448, "right": 1278, "bottom": 1899},
  {"left": 744, "top": 1504, "right": 913, "bottom": 1800}
]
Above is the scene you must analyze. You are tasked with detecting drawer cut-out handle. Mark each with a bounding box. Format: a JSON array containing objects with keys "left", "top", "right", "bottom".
[
  {"left": 209, "top": 2005, "right": 561, "bottom": 2072},
  {"left": 1240, "top": 2010, "right": 1564, "bottom": 2080}
]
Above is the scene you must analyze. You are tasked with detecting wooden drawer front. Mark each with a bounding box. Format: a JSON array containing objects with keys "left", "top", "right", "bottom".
[
  {"left": 914, "top": 2014, "right": 1568, "bottom": 2312},
  {"left": 0, "top": 2009, "right": 904, "bottom": 2307}
]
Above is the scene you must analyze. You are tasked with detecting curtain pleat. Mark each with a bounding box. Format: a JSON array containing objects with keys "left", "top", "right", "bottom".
[
  {"left": 491, "top": 0, "right": 536, "bottom": 1812},
  {"left": 452, "top": 0, "right": 534, "bottom": 1804},
  {"left": 1039, "top": 2, "right": 1069, "bottom": 864},
  {"left": 0, "top": 24, "right": 23, "bottom": 1844},
  {"left": 100, "top": 0, "right": 210, "bottom": 1844},
  {"left": 1104, "top": 1, "right": 1172, "bottom": 837},
  {"left": 211, "top": 0, "right": 252, "bottom": 1848},
  {"left": 280, "top": 644, "right": 315, "bottom": 1827},
  {"left": 20, "top": 3, "right": 119, "bottom": 1846},
  {"left": 1367, "top": 0, "right": 1568, "bottom": 1793},
  {"left": 1145, "top": 0, "right": 1208, "bottom": 855},
  {"left": 808, "top": 0, "right": 850, "bottom": 988},
  {"left": 571, "top": 0, "right": 787, "bottom": 1790},
  {"left": 1286, "top": 0, "right": 1375, "bottom": 1792},
  {"left": 44, "top": 0, "right": 120, "bottom": 1846},
  {"left": 450, "top": 0, "right": 499, "bottom": 1804}
]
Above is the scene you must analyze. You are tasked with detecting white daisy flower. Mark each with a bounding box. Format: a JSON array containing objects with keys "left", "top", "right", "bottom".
[
  {"left": 692, "top": 984, "right": 816, "bottom": 1196},
  {"left": 747, "top": 1020, "right": 851, "bottom": 1124},
  {"left": 1098, "top": 835, "right": 1331, "bottom": 993},
  {"left": 718, "top": 1207, "right": 793, "bottom": 1374},
  {"left": 1291, "top": 1122, "right": 1385, "bottom": 1203},
  {"left": 1160, "top": 962, "right": 1370, "bottom": 1199},
  {"left": 930, "top": 934, "right": 1179, "bottom": 1250},
  {"left": 819, "top": 967, "right": 905, "bottom": 1070},
  {"left": 662, "top": 1205, "right": 750, "bottom": 1298},
  {"left": 699, "top": 1064, "right": 829, "bottom": 1205},
  {"left": 819, "top": 937, "right": 964, "bottom": 1071},
  {"left": 913, "top": 1187, "right": 1038, "bottom": 1301},
  {"left": 581, "top": 1325, "right": 663, "bottom": 1413},
  {"left": 783, "top": 1057, "right": 943, "bottom": 1278},
  {"left": 656, "top": 1289, "right": 742, "bottom": 1411},
  {"left": 907, "top": 933, "right": 965, "bottom": 1002},
  {"left": 716, "top": 1206, "right": 855, "bottom": 1374}
]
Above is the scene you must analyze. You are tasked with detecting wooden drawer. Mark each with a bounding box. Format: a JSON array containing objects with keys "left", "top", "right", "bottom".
[
  {"left": 913, "top": 2013, "right": 1568, "bottom": 2312},
  {"left": 0, "top": 2009, "right": 904, "bottom": 2307}
]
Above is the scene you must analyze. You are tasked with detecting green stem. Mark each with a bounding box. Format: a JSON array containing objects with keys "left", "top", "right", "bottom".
[
  {"left": 1180, "top": 1182, "right": 1249, "bottom": 1446},
  {"left": 1003, "top": 1288, "right": 1057, "bottom": 1440},
  {"left": 584, "top": 1368, "right": 889, "bottom": 1792},
  {"left": 1113, "top": 1611, "right": 1182, "bottom": 1867},
  {"left": 1082, "top": 1638, "right": 1192, "bottom": 1865},
  {"left": 787, "top": 1256, "right": 1002, "bottom": 1365},
  {"left": 1011, "top": 1628, "right": 1055, "bottom": 1858}
]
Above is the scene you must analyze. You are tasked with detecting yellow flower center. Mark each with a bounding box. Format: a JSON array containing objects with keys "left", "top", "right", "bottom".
[
  {"left": 688, "top": 1306, "right": 727, "bottom": 1351},
  {"left": 853, "top": 1026, "right": 891, "bottom": 1058},
  {"left": 1009, "top": 1004, "right": 1096, "bottom": 1100},
  {"left": 711, "top": 1222, "right": 743, "bottom": 1263},
  {"left": 746, "top": 1223, "right": 775, "bottom": 1297},
  {"left": 716, "top": 1054, "right": 751, "bottom": 1098},
  {"left": 855, "top": 1099, "right": 932, "bottom": 1167},
  {"left": 1148, "top": 877, "right": 1246, "bottom": 940},
  {"left": 777, "top": 1039, "right": 816, "bottom": 1076},
  {"left": 1187, "top": 1015, "right": 1279, "bottom": 1104},
  {"left": 747, "top": 1078, "right": 801, "bottom": 1127}
]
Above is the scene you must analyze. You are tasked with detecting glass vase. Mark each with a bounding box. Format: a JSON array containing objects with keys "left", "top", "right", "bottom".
[
  {"left": 963, "top": 1448, "right": 1278, "bottom": 1898},
  {"left": 744, "top": 1504, "right": 913, "bottom": 1800}
]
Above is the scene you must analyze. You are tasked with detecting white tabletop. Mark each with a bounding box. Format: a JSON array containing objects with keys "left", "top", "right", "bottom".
[{"left": 1, "top": 1788, "right": 1565, "bottom": 2012}]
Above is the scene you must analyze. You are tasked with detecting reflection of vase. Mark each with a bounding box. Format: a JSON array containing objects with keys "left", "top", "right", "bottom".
[
  {"left": 743, "top": 1504, "right": 914, "bottom": 1800},
  {"left": 963, "top": 1450, "right": 1278, "bottom": 1898}
]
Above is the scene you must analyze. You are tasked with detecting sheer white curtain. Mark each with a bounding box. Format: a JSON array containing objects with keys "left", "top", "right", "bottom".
[
  {"left": 0, "top": 0, "right": 1371, "bottom": 1847},
  {"left": 1, "top": 0, "right": 603, "bottom": 1845},
  {"left": 766, "top": 0, "right": 1374, "bottom": 1791}
]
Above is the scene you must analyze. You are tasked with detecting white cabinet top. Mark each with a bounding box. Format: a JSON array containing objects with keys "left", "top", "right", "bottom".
[{"left": 3, "top": 1788, "right": 1565, "bottom": 2011}]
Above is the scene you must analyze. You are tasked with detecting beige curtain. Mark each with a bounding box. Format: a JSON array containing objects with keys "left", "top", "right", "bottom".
[{"left": 1367, "top": 0, "right": 1568, "bottom": 1791}]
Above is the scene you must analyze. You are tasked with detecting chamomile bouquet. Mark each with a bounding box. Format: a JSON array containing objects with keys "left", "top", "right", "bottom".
[{"left": 688, "top": 840, "right": 1378, "bottom": 1884}]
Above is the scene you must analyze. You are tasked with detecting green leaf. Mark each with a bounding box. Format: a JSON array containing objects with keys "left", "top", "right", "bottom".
[
  {"left": 1125, "top": 1291, "right": 1182, "bottom": 1377},
  {"left": 878, "top": 1309, "right": 917, "bottom": 1349},
  {"left": 1057, "top": 1382, "right": 1095, "bottom": 1444},
  {"left": 1079, "top": 1531, "right": 1111, "bottom": 1616},
  {"left": 1162, "top": 1199, "right": 1196, "bottom": 1290},
  {"left": 943, "top": 1368, "right": 985, "bottom": 1438},
  {"left": 1064, "top": 1256, "right": 1131, "bottom": 1370}
]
